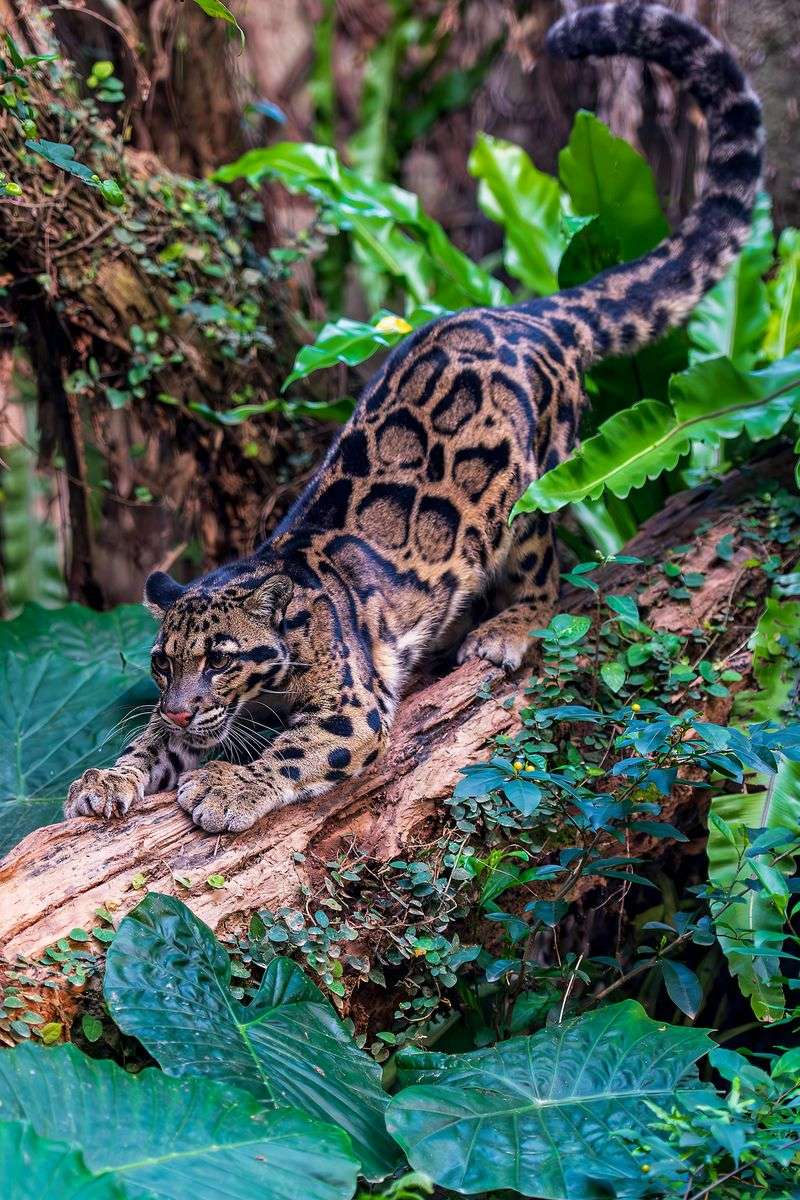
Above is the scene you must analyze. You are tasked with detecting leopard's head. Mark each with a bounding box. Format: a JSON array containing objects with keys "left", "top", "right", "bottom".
[{"left": 143, "top": 570, "right": 294, "bottom": 747}]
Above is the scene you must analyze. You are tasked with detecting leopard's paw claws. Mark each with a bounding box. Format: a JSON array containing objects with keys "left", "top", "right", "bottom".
[{"left": 65, "top": 767, "right": 143, "bottom": 822}]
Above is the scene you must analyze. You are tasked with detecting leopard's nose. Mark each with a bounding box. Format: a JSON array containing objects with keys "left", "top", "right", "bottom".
[{"left": 163, "top": 709, "right": 192, "bottom": 728}]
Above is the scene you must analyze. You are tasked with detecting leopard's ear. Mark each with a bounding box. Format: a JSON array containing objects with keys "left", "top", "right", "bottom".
[
  {"left": 244, "top": 574, "right": 293, "bottom": 624},
  {"left": 143, "top": 571, "right": 186, "bottom": 619}
]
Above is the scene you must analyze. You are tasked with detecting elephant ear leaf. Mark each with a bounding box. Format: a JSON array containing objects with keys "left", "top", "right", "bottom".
[
  {"left": 0, "top": 1042, "right": 360, "bottom": 1200},
  {"left": 386, "top": 1000, "right": 714, "bottom": 1199},
  {"left": 0, "top": 1121, "right": 124, "bottom": 1200},
  {"left": 103, "top": 892, "right": 401, "bottom": 1180},
  {"left": 0, "top": 603, "right": 157, "bottom": 857}
]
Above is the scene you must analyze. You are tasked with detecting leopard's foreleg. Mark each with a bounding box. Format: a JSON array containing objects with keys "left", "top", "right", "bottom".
[
  {"left": 176, "top": 670, "right": 389, "bottom": 834},
  {"left": 65, "top": 713, "right": 200, "bottom": 820}
]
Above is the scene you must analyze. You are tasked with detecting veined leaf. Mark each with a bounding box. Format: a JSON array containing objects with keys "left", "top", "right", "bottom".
[
  {"left": 688, "top": 193, "right": 774, "bottom": 370},
  {"left": 282, "top": 305, "right": 444, "bottom": 389},
  {"left": 386, "top": 1000, "right": 713, "bottom": 1198},
  {"left": 512, "top": 351, "right": 800, "bottom": 517},
  {"left": 661, "top": 960, "right": 703, "bottom": 1020},
  {"left": 468, "top": 133, "right": 563, "bottom": 295},
  {"left": 512, "top": 398, "right": 684, "bottom": 516},
  {"left": 104, "top": 893, "right": 401, "bottom": 1180},
  {"left": 558, "top": 110, "right": 669, "bottom": 262},
  {"left": 0, "top": 1121, "right": 123, "bottom": 1199},
  {"left": 0, "top": 602, "right": 155, "bottom": 674},
  {"left": 764, "top": 227, "right": 800, "bottom": 361},
  {"left": 214, "top": 142, "right": 509, "bottom": 310},
  {"left": 708, "top": 597, "right": 800, "bottom": 1021},
  {"left": 0, "top": 604, "right": 157, "bottom": 857},
  {"left": 707, "top": 760, "right": 800, "bottom": 1023},
  {"left": 0, "top": 1043, "right": 359, "bottom": 1200}
]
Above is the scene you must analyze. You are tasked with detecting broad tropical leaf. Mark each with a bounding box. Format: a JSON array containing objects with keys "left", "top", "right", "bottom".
[
  {"left": 0, "top": 601, "right": 155, "bottom": 674},
  {"left": 0, "top": 604, "right": 156, "bottom": 857},
  {"left": 707, "top": 597, "right": 800, "bottom": 1021},
  {"left": 688, "top": 193, "right": 774, "bottom": 370},
  {"left": 0, "top": 652, "right": 155, "bottom": 857},
  {"left": 512, "top": 398, "right": 684, "bottom": 515},
  {"left": 386, "top": 1000, "right": 713, "bottom": 1198},
  {"left": 468, "top": 133, "right": 563, "bottom": 294},
  {"left": 347, "top": 14, "right": 416, "bottom": 184},
  {"left": 764, "top": 227, "right": 800, "bottom": 361},
  {"left": 0, "top": 1121, "right": 123, "bottom": 1199},
  {"left": 0, "top": 1043, "right": 359, "bottom": 1200},
  {"left": 558, "top": 110, "right": 669, "bottom": 262},
  {"left": 512, "top": 352, "right": 800, "bottom": 517},
  {"left": 104, "top": 893, "right": 400, "bottom": 1180},
  {"left": 214, "top": 142, "right": 510, "bottom": 310}
]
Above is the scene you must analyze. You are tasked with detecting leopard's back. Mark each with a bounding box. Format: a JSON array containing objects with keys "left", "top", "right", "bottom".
[{"left": 271, "top": 308, "right": 580, "bottom": 652}]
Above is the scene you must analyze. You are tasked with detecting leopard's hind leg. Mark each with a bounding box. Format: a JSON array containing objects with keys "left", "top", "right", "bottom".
[{"left": 457, "top": 510, "right": 558, "bottom": 671}]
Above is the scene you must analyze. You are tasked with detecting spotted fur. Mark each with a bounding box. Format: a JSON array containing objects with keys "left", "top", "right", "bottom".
[{"left": 66, "top": 4, "right": 762, "bottom": 834}]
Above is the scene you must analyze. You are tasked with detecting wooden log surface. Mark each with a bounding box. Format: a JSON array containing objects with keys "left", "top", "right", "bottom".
[{"left": 0, "top": 459, "right": 785, "bottom": 965}]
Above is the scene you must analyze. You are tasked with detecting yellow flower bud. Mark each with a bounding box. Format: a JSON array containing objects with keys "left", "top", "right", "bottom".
[
  {"left": 631, "top": 702, "right": 641, "bottom": 712},
  {"left": 512, "top": 760, "right": 524, "bottom": 772}
]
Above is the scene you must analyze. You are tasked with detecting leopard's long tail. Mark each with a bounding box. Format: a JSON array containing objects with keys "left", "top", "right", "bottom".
[{"left": 539, "top": 2, "right": 763, "bottom": 364}]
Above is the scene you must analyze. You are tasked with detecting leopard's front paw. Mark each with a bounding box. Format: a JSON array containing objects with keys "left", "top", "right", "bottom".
[
  {"left": 176, "top": 762, "right": 269, "bottom": 834},
  {"left": 457, "top": 622, "right": 529, "bottom": 672},
  {"left": 65, "top": 767, "right": 144, "bottom": 820}
]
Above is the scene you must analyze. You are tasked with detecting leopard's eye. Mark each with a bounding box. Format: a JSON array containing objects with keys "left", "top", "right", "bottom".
[
  {"left": 151, "top": 650, "right": 170, "bottom": 674},
  {"left": 207, "top": 649, "right": 231, "bottom": 671}
]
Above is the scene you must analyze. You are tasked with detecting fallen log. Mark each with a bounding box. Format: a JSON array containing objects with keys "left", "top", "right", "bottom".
[{"left": 0, "top": 458, "right": 789, "bottom": 1013}]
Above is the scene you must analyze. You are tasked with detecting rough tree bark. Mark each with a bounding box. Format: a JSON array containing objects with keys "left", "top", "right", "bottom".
[
  {"left": 0, "top": 1, "right": 319, "bottom": 608},
  {"left": 0, "top": 458, "right": 786, "bottom": 983}
]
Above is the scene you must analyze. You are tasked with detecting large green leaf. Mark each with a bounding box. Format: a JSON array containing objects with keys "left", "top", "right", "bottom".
[
  {"left": 764, "top": 227, "right": 800, "bottom": 361},
  {"left": 0, "top": 1121, "right": 124, "bottom": 1199},
  {"left": 0, "top": 604, "right": 156, "bottom": 857},
  {"left": 214, "top": 142, "right": 510, "bottom": 310},
  {"left": 558, "top": 110, "right": 669, "bottom": 262},
  {"left": 468, "top": 133, "right": 563, "bottom": 295},
  {"left": 0, "top": 1043, "right": 359, "bottom": 1200},
  {"left": 688, "top": 193, "right": 774, "bottom": 370},
  {"left": 707, "top": 597, "right": 800, "bottom": 1021},
  {"left": 512, "top": 351, "right": 800, "bottom": 516},
  {"left": 103, "top": 893, "right": 400, "bottom": 1180},
  {"left": 0, "top": 602, "right": 155, "bottom": 674},
  {"left": 282, "top": 305, "right": 444, "bottom": 390},
  {"left": 0, "top": 651, "right": 155, "bottom": 857},
  {"left": 386, "top": 1000, "right": 713, "bottom": 1198}
]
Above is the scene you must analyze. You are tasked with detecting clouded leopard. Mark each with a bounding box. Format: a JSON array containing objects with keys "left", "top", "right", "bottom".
[{"left": 66, "top": 3, "right": 762, "bottom": 834}]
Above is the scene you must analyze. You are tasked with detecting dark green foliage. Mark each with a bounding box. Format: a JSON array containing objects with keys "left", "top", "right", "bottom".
[
  {"left": 0, "top": 605, "right": 155, "bottom": 856},
  {"left": 103, "top": 893, "right": 401, "bottom": 1180},
  {"left": 0, "top": 1043, "right": 360, "bottom": 1199},
  {"left": 387, "top": 1001, "right": 714, "bottom": 1197}
]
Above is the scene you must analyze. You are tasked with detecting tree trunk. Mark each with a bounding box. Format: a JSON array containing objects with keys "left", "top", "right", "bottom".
[
  {"left": 0, "top": 457, "right": 787, "bottom": 1010},
  {"left": 0, "top": 1, "right": 320, "bottom": 608}
]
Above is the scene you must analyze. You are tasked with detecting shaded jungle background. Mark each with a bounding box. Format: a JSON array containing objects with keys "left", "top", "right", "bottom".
[{"left": 1, "top": 0, "right": 798, "bottom": 610}]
